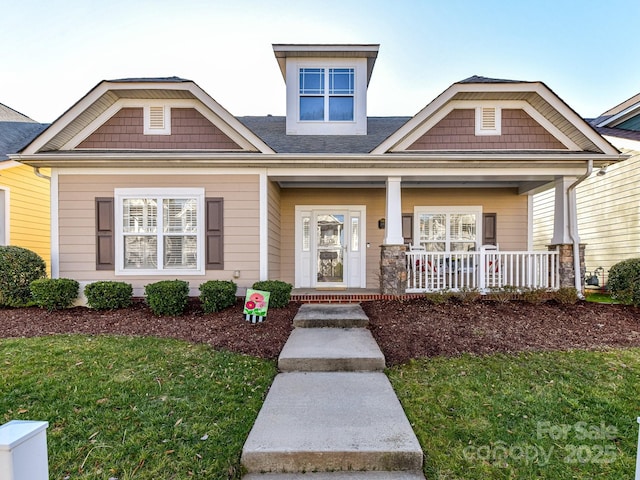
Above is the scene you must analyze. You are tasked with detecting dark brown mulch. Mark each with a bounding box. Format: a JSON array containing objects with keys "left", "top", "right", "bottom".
[
  {"left": 2, "top": 298, "right": 640, "bottom": 366},
  {"left": 0, "top": 299, "right": 300, "bottom": 361},
  {"left": 361, "top": 298, "right": 640, "bottom": 365}
]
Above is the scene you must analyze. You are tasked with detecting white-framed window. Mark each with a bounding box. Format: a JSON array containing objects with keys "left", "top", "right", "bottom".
[
  {"left": 475, "top": 106, "right": 501, "bottom": 136},
  {"left": 115, "top": 188, "right": 205, "bottom": 275},
  {"left": 415, "top": 206, "right": 482, "bottom": 252},
  {"left": 299, "top": 67, "right": 355, "bottom": 122},
  {"left": 143, "top": 105, "right": 171, "bottom": 135}
]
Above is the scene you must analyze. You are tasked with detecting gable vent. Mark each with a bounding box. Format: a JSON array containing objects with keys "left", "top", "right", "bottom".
[
  {"left": 149, "top": 106, "right": 165, "bottom": 129},
  {"left": 475, "top": 106, "right": 501, "bottom": 136},
  {"left": 144, "top": 105, "right": 171, "bottom": 135},
  {"left": 481, "top": 107, "right": 496, "bottom": 130}
]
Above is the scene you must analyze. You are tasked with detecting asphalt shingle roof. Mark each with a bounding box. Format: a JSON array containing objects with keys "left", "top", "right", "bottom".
[
  {"left": 0, "top": 121, "right": 49, "bottom": 161},
  {"left": 238, "top": 116, "right": 410, "bottom": 153}
]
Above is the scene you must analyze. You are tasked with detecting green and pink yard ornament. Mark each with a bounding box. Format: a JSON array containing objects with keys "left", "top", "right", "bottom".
[{"left": 243, "top": 289, "right": 270, "bottom": 323}]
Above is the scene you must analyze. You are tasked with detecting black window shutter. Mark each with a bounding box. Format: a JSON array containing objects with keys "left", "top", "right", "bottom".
[
  {"left": 205, "top": 198, "right": 224, "bottom": 270},
  {"left": 95, "top": 197, "right": 115, "bottom": 270},
  {"left": 483, "top": 213, "right": 497, "bottom": 246}
]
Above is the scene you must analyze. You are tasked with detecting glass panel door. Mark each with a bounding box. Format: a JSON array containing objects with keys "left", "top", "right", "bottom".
[{"left": 316, "top": 213, "right": 345, "bottom": 284}]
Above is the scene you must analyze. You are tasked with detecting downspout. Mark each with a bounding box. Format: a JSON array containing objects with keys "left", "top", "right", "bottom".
[
  {"left": 567, "top": 159, "right": 592, "bottom": 298},
  {"left": 33, "top": 167, "right": 51, "bottom": 181}
]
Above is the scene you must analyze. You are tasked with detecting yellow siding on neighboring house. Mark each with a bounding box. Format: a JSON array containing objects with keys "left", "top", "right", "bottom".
[
  {"left": 57, "top": 173, "right": 260, "bottom": 295},
  {"left": 0, "top": 163, "right": 51, "bottom": 272},
  {"left": 279, "top": 187, "right": 529, "bottom": 287},
  {"left": 533, "top": 147, "right": 640, "bottom": 275}
]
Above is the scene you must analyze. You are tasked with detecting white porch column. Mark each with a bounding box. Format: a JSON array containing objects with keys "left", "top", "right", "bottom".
[
  {"left": 551, "top": 176, "right": 578, "bottom": 245},
  {"left": 384, "top": 176, "right": 404, "bottom": 245}
]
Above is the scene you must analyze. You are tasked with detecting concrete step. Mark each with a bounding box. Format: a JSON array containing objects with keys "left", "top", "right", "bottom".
[
  {"left": 278, "top": 328, "right": 386, "bottom": 372},
  {"left": 241, "top": 372, "right": 423, "bottom": 473},
  {"left": 293, "top": 304, "right": 369, "bottom": 328},
  {"left": 243, "top": 472, "right": 426, "bottom": 479}
]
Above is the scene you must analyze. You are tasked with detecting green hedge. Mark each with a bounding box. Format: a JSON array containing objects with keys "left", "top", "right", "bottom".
[
  {"left": 84, "top": 281, "right": 133, "bottom": 310},
  {"left": 251, "top": 280, "right": 292, "bottom": 308},
  {"left": 0, "top": 246, "right": 47, "bottom": 307},
  {"left": 608, "top": 258, "right": 640, "bottom": 306},
  {"left": 199, "top": 280, "right": 237, "bottom": 313},
  {"left": 30, "top": 278, "right": 79, "bottom": 311},
  {"left": 145, "top": 280, "right": 190, "bottom": 316}
]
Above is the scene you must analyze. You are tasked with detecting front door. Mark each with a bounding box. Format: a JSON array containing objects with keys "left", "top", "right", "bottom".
[{"left": 295, "top": 206, "right": 366, "bottom": 288}]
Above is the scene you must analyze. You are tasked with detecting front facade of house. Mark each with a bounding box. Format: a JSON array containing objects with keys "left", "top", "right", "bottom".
[
  {"left": 14, "top": 45, "right": 622, "bottom": 297},
  {"left": 534, "top": 93, "right": 640, "bottom": 282},
  {"left": 0, "top": 104, "right": 50, "bottom": 271}
]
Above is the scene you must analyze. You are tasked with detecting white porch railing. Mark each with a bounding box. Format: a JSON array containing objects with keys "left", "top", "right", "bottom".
[{"left": 405, "top": 248, "right": 559, "bottom": 293}]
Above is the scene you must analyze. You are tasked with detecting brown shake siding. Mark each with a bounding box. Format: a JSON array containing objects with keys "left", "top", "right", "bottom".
[
  {"left": 408, "top": 109, "right": 567, "bottom": 150},
  {"left": 77, "top": 108, "right": 242, "bottom": 150}
]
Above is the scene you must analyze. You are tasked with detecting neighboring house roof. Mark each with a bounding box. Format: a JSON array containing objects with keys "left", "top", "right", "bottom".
[
  {"left": 0, "top": 104, "right": 48, "bottom": 161},
  {"left": 588, "top": 92, "right": 640, "bottom": 145},
  {"left": 238, "top": 116, "right": 410, "bottom": 153}
]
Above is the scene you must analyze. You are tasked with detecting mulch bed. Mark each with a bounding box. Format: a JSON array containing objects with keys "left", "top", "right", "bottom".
[{"left": 2, "top": 298, "right": 640, "bottom": 366}]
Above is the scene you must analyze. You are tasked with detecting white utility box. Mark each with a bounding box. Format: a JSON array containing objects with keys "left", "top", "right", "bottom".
[{"left": 0, "top": 420, "right": 49, "bottom": 480}]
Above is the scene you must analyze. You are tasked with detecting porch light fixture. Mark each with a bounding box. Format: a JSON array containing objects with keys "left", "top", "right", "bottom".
[
  {"left": 378, "top": 218, "right": 385, "bottom": 229},
  {"left": 233, "top": 270, "right": 241, "bottom": 279}
]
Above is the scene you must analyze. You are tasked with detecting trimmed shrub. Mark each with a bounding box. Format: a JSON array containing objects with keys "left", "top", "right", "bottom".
[
  {"left": 251, "top": 280, "right": 292, "bottom": 308},
  {"left": 487, "top": 285, "right": 518, "bottom": 304},
  {"left": 554, "top": 287, "right": 579, "bottom": 305},
  {"left": 145, "top": 280, "right": 189, "bottom": 316},
  {"left": 199, "top": 280, "right": 237, "bottom": 313},
  {"left": 424, "top": 291, "right": 454, "bottom": 305},
  {"left": 521, "top": 287, "right": 548, "bottom": 305},
  {"left": 0, "top": 246, "right": 47, "bottom": 307},
  {"left": 84, "top": 281, "right": 133, "bottom": 310},
  {"left": 608, "top": 258, "right": 640, "bottom": 306},
  {"left": 452, "top": 287, "right": 481, "bottom": 304},
  {"left": 30, "top": 278, "right": 79, "bottom": 311}
]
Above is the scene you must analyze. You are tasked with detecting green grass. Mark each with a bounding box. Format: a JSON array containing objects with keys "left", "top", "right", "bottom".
[
  {"left": 389, "top": 349, "right": 640, "bottom": 479},
  {"left": 585, "top": 292, "right": 622, "bottom": 304},
  {"left": 0, "top": 335, "right": 277, "bottom": 479}
]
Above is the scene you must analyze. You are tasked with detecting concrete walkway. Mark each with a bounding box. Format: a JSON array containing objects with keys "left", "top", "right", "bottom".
[{"left": 241, "top": 304, "right": 425, "bottom": 479}]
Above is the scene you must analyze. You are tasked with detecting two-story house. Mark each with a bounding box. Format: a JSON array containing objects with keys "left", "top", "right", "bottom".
[{"left": 13, "top": 44, "right": 622, "bottom": 299}]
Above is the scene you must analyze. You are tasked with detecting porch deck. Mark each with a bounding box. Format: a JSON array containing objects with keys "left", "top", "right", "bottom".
[{"left": 291, "top": 288, "right": 423, "bottom": 304}]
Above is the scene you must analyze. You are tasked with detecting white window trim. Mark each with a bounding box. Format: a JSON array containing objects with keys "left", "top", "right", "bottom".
[
  {"left": 475, "top": 106, "right": 501, "bottom": 136},
  {"left": 114, "top": 187, "right": 205, "bottom": 275},
  {"left": 0, "top": 187, "right": 8, "bottom": 246},
  {"left": 414, "top": 206, "right": 483, "bottom": 251},
  {"left": 143, "top": 105, "right": 171, "bottom": 135},
  {"left": 298, "top": 67, "right": 356, "bottom": 123}
]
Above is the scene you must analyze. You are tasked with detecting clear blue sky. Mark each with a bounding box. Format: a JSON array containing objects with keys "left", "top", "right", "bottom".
[{"left": 2, "top": 0, "right": 638, "bottom": 123}]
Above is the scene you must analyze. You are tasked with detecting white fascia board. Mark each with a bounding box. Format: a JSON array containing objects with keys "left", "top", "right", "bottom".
[
  {"left": 391, "top": 100, "right": 581, "bottom": 152},
  {"left": 24, "top": 80, "right": 275, "bottom": 155},
  {"left": 0, "top": 160, "right": 20, "bottom": 170},
  {"left": 373, "top": 81, "right": 619, "bottom": 156},
  {"left": 596, "top": 102, "right": 640, "bottom": 128}
]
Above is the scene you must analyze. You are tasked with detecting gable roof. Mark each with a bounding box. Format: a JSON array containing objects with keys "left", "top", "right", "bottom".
[
  {"left": 372, "top": 76, "right": 619, "bottom": 155},
  {"left": 20, "top": 77, "right": 275, "bottom": 155},
  {"left": 238, "top": 116, "right": 409, "bottom": 153},
  {"left": 593, "top": 91, "right": 640, "bottom": 135}
]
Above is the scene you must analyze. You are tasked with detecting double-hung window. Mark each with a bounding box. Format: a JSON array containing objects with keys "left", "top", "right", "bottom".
[
  {"left": 115, "top": 188, "right": 205, "bottom": 274},
  {"left": 416, "top": 207, "right": 481, "bottom": 252},
  {"left": 299, "top": 68, "right": 354, "bottom": 122}
]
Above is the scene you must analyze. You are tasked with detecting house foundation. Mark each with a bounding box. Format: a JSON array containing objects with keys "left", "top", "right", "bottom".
[
  {"left": 549, "top": 243, "right": 586, "bottom": 291},
  {"left": 380, "top": 245, "right": 407, "bottom": 295}
]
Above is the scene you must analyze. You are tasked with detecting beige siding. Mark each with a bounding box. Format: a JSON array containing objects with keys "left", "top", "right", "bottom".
[
  {"left": 279, "top": 187, "right": 528, "bottom": 288},
  {"left": 267, "top": 180, "right": 281, "bottom": 280},
  {"left": 532, "top": 189, "right": 554, "bottom": 250},
  {"left": 58, "top": 173, "right": 260, "bottom": 295},
  {"left": 0, "top": 164, "right": 51, "bottom": 272},
  {"left": 534, "top": 147, "right": 640, "bottom": 275}
]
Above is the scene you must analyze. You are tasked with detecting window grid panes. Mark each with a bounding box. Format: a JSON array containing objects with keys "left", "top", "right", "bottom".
[
  {"left": 123, "top": 196, "right": 199, "bottom": 271},
  {"left": 299, "top": 67, "right": 354, "bottom": 122},
  {"left": 351, "top": 217, "right": 359, "bottom": 252},
  {"left": 302, "top": 217, "right": 310, "bottom": 252},
  {"left": 419, "top": 212, "right": 477, "bottom": 252}
]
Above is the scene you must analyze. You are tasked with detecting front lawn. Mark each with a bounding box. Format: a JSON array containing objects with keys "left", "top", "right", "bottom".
[
  {"left": 0, "top": 335, "right": 277, "bottom": 479},
  {"left": 390, "top": 349, "right": 640, "bottom": 479}
]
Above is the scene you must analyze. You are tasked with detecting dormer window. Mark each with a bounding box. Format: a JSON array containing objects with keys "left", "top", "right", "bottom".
[{"left": 299, "top": 68, "right": 354, "bottom": 122}]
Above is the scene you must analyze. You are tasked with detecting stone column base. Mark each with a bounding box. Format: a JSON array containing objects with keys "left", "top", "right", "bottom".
[
  {"left": 548, "top": 243, "right": 586, "bottom": 291},
  {"left": 380, "top": 245, "right": 407, "bottom": 295}
]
